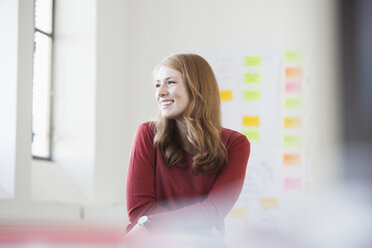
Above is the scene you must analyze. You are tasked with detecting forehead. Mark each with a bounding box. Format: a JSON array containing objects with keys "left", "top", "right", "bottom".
[{"left": 156, "top": 66, "right": 182, "bottom": 81}]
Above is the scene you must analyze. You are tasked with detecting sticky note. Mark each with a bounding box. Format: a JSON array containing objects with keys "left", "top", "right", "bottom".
[
  {"left": 283, "top": 135, "right": 301, "bottom": 147},
  {"left": 244, "top": 73, "right": 261, "bottom": 84},
  {"left": 244, "top": 90, "right": 261, "bottom": 101},
  {"left": 245, "top": 56, "right": 262, "bottom": 67},
  {"left": 283, "top": 153, "right": 301, "bottom": 165},
  {"left": 285, "top": 81, "right": 301, "bottom": 94},
  {"left": 260, "top": 197, "right": 278, "bottom": 209},
  {"left": 242, "top": 130, "right": 259, "bottom": 142},
  {"left": 285, "top": 67, "right": 302, "bottom": 78},
  {"left": 285, "top": 50, "right": 302, "bottom": 62},
  {"left": 220, "top": 90, "right": 233, "bottom": 101},
  {"left": 284, "top": 177, "right": 301, "bottom": 190},
  {"left": 228, "top": 207, "right": 247, "bottom": 219},
  {"left": 284, "top": 117, "right": 301, "bottom": 128},
  {"left": 243, "top": 116, "right": 260, "bottom": 126},
  {"left": 285, "top": 97, "right": 301, "bottom": 109}
]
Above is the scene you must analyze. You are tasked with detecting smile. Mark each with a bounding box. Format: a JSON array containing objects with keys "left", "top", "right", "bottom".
[{"left": 160, "top": 100, "right": 174, "bottom": 107}]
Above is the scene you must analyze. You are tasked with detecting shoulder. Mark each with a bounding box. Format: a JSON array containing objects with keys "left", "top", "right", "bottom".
[
  {"left": 134, "top": 121, "right": 157, "bottom": 143},
  {"left": 137, "top": 121, "right": 156, "bottom": 135},
  {"left": 221, "top": 127, "right": 250, "bottom": 151},
  {"left": 221, "top": 127, "right": 248, "bottom": 144}
]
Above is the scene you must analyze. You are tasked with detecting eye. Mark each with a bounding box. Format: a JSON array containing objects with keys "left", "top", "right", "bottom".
[
  {"left": 167, "top": 80, "right": 176, "bottom": 85},
  {"left": 155, "top": 83, "right": 161, "bottom": 88}
]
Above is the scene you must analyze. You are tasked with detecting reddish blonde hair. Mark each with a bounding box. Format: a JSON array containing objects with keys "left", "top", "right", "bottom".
[{"left": 152, "top": 54, "right": 227, "bottom": 175}]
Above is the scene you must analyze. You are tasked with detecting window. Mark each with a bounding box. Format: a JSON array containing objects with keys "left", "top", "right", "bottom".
[{"left": 32, "top": 0, "right": 54, "bottom": 159}]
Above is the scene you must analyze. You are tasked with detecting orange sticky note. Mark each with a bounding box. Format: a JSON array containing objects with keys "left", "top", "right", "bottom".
[
  {"left": 284, "top": 117, "right": 301, "bottom": 128},
  {"left": 283, "top": 153, "right": 301, "bottom": 165},
  {"left": 285, "top": 67, "right": 302, "bottom": 78},
  {"left": 220, "top": 90, "right": 232, "bottom": 101},
  {"left": 243, "top": 116, "right": 260, "bottom": 126},
  {"left": 260, "top": 197, "right": 278, "bottom": 209}
]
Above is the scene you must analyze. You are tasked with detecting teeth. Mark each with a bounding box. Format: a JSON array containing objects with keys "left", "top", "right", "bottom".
[{"left": 161, "top": 101, "right": 173, "bottom": 106}]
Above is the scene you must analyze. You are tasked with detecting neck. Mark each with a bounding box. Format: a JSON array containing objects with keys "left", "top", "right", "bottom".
[{"left": 175, "top": 119, "right": 197, "bottom": 154}]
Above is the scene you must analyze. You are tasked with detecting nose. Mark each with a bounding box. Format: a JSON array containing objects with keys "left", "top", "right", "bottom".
[{"left": 157, "top": 83, "right": 168, "bottom": 97}]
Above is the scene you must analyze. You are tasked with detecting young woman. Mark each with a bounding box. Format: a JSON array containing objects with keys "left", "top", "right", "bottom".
[{"left": 126, "top": 54, "right": 250, "bottom": 237}]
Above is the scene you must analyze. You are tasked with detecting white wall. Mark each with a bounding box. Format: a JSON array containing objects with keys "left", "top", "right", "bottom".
[
  {"left": 30, "top": 0, "right": 131, "bottom": 224},
  {"left": 0, "top": 0, "right": 34, "bottom": 202},
  {"left": 0, "top": 0, "right": 82, "bottom": 220},
  {"left": 124, "top": 0, "right": 340, "bottom": 188},
  {"left": 95, "top": 0, "right": 130, "bottom": 204},
  {"left": 0, "top": 0, "right": 18, "bottom": 198},
  {"left": 1, "top": 0, "right": 339, "bottom": 226},
  {"left": 51, "top": 0, "right": 97, "bottom": 201}
]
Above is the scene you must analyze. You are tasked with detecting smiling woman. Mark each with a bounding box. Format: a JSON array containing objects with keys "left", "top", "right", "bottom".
[
  {"left": 125, "top": 54, "right": 250, "bottom": 243},
  {"left": 155, "top": 66, "right": 190, "bottom": 120}
]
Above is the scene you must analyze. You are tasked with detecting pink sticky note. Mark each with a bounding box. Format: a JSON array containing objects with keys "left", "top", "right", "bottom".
[
  {"left": 284, "top": 177, "right": 301, "bottom": 190},
  {"left": 285, "top": 81, "right": 301, "bottom": 94}
]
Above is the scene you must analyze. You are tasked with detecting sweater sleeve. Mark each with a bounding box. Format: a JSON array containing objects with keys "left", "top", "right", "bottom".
[
  {"left": 126, "top": 123, "right": 169, "bottom": 231},
  {"left": 147, "top": 132, "right": 250, "bottom": 230}
]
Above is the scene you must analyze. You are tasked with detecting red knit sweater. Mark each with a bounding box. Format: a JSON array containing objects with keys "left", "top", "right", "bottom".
[{"left": 126, "top": 122, "right": 250, "bottom": 233}]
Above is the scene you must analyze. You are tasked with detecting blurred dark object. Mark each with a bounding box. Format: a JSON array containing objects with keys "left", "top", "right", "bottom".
[{"left": 340, "top": 0, "right": 372, "bottom": 191}]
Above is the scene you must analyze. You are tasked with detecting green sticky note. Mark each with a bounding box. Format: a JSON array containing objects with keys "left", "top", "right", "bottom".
[
  {"left": 285, "top": 50, "right": 302, "bottom": 62},
  {"left": 242, "top": 130, "right": 259, "bottom": 142},
  {"left": 285, "top": 97, "right": 301, "bottom": 109},
  {"left": 244, "top": 90, "right": 261, "bottom": 101},
  {"left": 245, "top": 56, "right": 262, "bottom": 67},
  {"left": 284, "top": 135, "right": 301, "bottom": 147},
  {"left": 244, "top": 73, "right": 261, "bottom": 84}
]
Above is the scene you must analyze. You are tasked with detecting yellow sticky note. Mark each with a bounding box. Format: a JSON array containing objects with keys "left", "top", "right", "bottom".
[
  {"left": 285, "top": 50, "right": 302, "bottom": 62},
  {"left": 220, "top": 90, "right": 233, "bottom": 101},
  {"left": 245, "top": 56, "right": 262, "bottom": 67},
  {"left": 244, "top": 73, "right": 261, "bottom": 84},
  {"left": 243, "top": 116, "right": 260, "bottom": 126},
  {"left": 244, "top": 90, "right": 261, "bottom": 101},
  {"left": 261, "top": 197, "right": 278, "bottom": 209},
  {"left": 283, "top": 135, "right": 301, "bottom": 147},
  {"left": 285, "top": 98, "right": 301, "bottom": 109},
  {"left": 285, "top": 67, "right": 302, "bottom": 78},
  {"left": 284, "top": 117, "right": 301, "bottom": 128},
  {"left": 228, "top": 207, "right": 247, "bottom": 219},
  {"left": 283, "top": 153, "right": 301, "bottom": 165},
  {"left": 242, "top": 130, "right": 259, "bottom": 141}
]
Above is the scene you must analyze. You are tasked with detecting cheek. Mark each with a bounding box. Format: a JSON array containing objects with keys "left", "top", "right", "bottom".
[
  {"left": 178, "top": 87, "right": 189, "bottom": 103},
  {"left": 183, "top": 92, "right": 190, "bottom": 105}
]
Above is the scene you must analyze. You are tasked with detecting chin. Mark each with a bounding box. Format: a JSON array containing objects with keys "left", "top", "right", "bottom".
[{"left": 162, "top": 114, "right": 173, "bottom": 119}]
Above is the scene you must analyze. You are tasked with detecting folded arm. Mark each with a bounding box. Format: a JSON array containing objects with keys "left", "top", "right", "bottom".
[{"left": 126, "top": 123, "right": 250, "bottom": 232}]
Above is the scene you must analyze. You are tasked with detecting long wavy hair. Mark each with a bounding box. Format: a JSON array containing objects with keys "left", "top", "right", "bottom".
[{"left": 152, "top": 54, "right": 227, "bottom": 175}]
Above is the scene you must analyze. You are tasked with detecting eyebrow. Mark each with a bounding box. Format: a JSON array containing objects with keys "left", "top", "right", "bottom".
[{"left": 155, "top": 76, "right": 176, "bottom": 83}]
